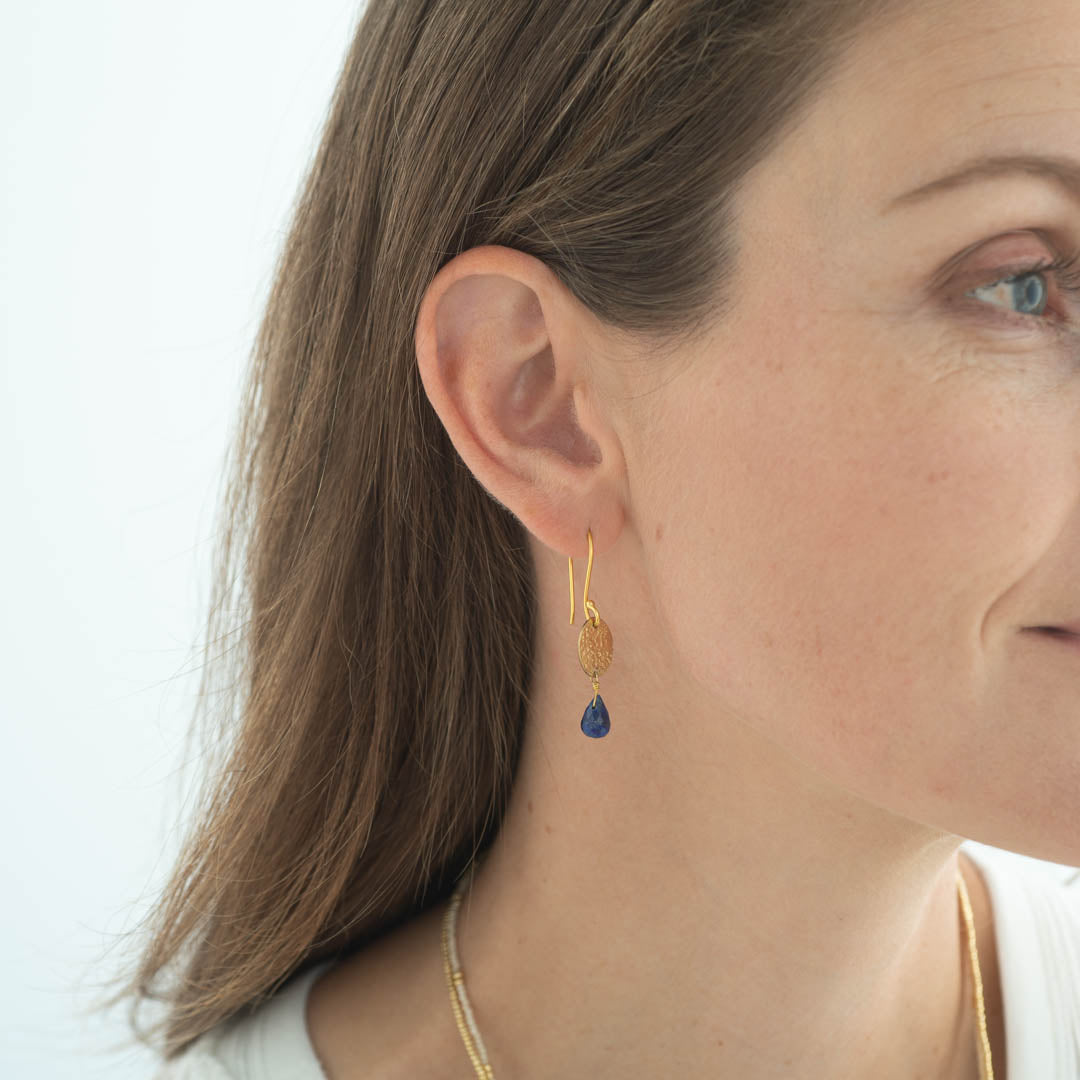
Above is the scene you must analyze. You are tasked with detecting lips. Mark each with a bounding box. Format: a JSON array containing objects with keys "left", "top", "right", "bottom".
[
  {"left": 1034, "top": 625, "right": 1080, "bottom": 637},
  {"left": 1030, "top": 627, "right": 1080, "bottom": 653}
]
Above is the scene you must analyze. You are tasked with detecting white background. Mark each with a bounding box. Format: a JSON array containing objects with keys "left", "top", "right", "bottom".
[
  {"left": 2, "top": 3, "right": 1079, "bottom": 1079},
  {"left": 2, "top": 2, "right": 364, "bottom": 1076}
]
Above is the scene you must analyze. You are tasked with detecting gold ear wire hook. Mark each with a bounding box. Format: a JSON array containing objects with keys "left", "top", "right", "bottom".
[
  {"left": 568, "top": 527, "right": 600, "bottom": 627},
  {"left": 569, "top": 526, "right": 612, "bottom": 730}
]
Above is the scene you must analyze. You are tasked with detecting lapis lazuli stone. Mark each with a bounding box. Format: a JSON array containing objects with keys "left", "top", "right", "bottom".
[{"left": 580, "top": 694, "right": 610, "bottom": 737}]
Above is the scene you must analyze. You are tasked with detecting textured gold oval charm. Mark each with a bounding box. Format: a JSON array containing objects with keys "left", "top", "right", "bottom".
[{"left": 577, "top": 617, "right": 613, "bottom": 679}]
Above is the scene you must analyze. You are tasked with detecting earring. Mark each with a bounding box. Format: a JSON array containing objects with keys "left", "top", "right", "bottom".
[{"left": 569, "top": 527, "right": 613, "bottom": 737}]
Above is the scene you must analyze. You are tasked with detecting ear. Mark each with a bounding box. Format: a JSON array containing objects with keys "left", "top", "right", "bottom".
[{"left": 413, "top": 245, "right": 626, "bottom": 561}]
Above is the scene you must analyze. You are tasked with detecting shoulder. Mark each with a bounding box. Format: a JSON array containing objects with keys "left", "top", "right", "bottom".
[
  {"left": 306, "top": 904, "right": 470, "bottom": 1080},
  {"left": 152, "top": 1036, "right": 238, "bottom": 1080},
  {"left": 151, "top": 960, "right": 338, "bottom": 1080}
]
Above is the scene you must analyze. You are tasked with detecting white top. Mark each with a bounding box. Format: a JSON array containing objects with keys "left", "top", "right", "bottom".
[{"left": 152, "top": 839, "right": 1080, "bottom": 1079}]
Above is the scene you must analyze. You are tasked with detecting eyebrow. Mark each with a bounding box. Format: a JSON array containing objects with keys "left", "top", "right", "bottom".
[{"left": 884, "top": 153, "right": 1080, "bottom": 214}]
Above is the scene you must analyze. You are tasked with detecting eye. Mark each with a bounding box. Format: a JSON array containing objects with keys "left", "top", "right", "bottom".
[{"left": 963, "top": 249, "right": 1080, "bottom": 338}]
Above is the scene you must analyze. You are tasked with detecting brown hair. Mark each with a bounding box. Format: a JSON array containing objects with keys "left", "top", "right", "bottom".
[{"left": 92, "top": 0, "right": 903, "bottom": 1061}]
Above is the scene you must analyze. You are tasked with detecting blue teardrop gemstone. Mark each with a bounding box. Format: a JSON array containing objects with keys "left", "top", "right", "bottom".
[{"left": 580, "top": 694, "right": 610, "bottom": 737}]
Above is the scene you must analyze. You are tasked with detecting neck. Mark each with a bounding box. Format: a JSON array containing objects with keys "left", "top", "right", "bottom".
[
  {"left": 449, "top": 581, "right": 995, "bottom": 1079},
  {"left": 457, "top": 730, "right": 986, "bottom": 1079}
]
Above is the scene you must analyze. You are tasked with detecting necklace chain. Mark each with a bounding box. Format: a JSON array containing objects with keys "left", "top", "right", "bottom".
[{"left": 442, "top": 859, "right": 994, "bottom": 1079}]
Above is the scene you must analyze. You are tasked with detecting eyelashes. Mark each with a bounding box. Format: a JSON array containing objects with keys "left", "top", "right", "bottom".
[{"left": 964, "top": 247, "right": 1080, "bottom": 340}]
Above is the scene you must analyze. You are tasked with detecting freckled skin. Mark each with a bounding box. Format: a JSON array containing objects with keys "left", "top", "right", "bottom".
[{"left": 310, "top": 1, "right": 1080, "bottom": 1078}]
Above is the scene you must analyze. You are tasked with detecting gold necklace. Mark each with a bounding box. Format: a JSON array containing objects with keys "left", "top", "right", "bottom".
[{"left": 441, "top": 861, "right": 994, "bottom": 1080}]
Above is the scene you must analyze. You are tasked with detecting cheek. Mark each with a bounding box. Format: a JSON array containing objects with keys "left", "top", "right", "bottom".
[{"left": 642, "top": 338, "right": 1071, "bottom": 800}]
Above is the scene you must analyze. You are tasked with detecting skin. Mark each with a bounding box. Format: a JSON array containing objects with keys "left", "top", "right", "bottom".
[{"left": 308, "top": 0, "right": 1080, "bottom": 1076}]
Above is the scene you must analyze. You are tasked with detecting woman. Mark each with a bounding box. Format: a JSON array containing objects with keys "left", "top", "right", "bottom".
[{"left": 103, "top": 0, "right": 1080, "bottom": 1076}]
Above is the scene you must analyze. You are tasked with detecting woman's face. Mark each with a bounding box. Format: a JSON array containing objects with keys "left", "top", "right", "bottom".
[{"left": 614, "top": 0, "right": 1080, "bottom": 863}]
